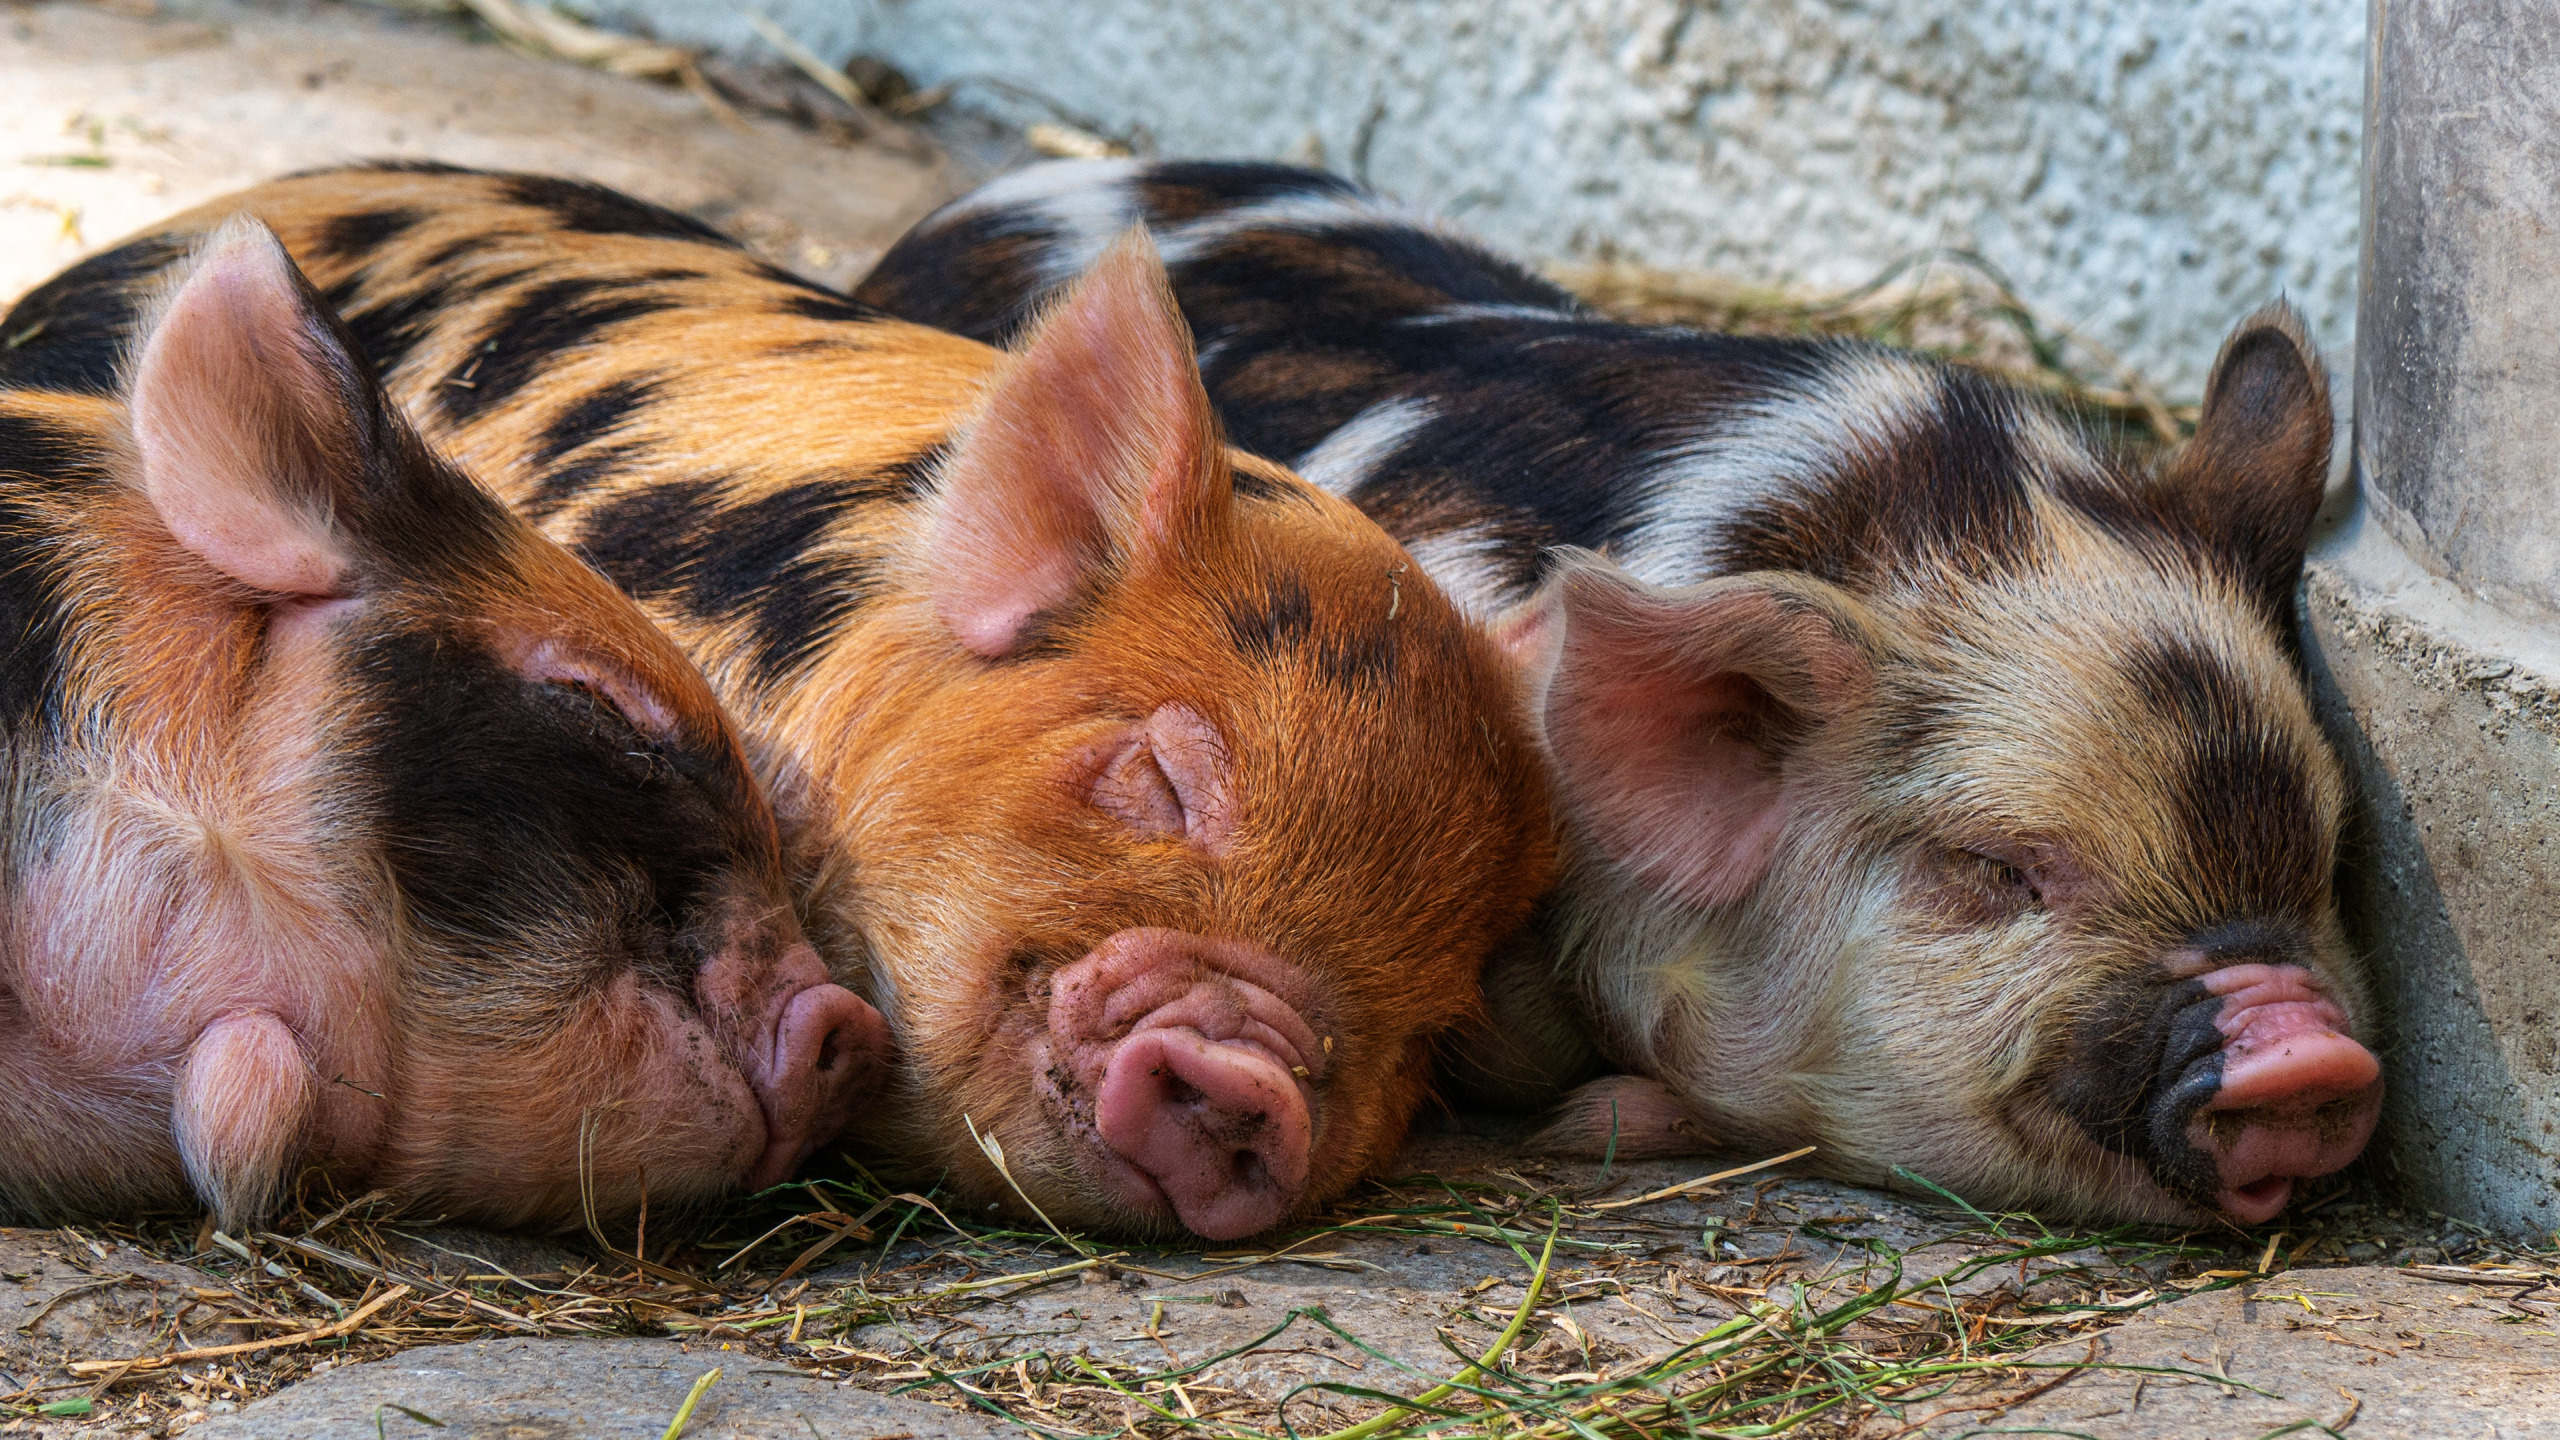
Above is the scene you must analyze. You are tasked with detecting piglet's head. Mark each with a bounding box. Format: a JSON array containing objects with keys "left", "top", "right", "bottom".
[
  {"left": 849, "top": 231, "right": 1554, "bottom": 1241},
  {"left": 1516, "top": 306, "right": 2376, "bottom": 1229},
  {"left": 129, "top": 220, "right": 884, "bottom": 1227}
]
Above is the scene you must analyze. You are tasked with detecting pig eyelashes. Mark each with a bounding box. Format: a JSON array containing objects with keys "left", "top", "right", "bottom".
[
  {"left": 512, "top": 638, "right": 681, "bottom": 742},
  {"left": 1964, "top": 850, "right": 2045, "bottom": 910},
  {"left": 1919, "top": 847, "right": 2047, "bottom": 928},
  {"left": 1091, "top": 737, "right": 1187, "bottom": 840},
  {"left": 543, "top": 676, "right": 661, "bottom": 754},
  {"left": 1084, "top": 705, "right": 1236, "bottom": 850}
]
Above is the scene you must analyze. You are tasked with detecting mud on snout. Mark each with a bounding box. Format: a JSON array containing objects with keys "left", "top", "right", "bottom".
[{"left": 1027, "top": 928, "right": 1329, "bottom": 1241}]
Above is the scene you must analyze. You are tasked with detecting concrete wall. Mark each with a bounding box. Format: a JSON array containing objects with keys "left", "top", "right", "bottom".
[
  {"left": 2306, "top": 516, "right": 2560, "bottom": 1238},
  {"left": 594, "top": 0, "right": 2366, "bottom": 397},
  {"left": 2301, "top": 0, "right": 2560, "bottom": 1238}
]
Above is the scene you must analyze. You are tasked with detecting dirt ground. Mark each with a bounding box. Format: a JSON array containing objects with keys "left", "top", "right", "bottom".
[
  {"left": 2, "top": 3, "right": 2556, "bottom": 1437},
  {"left": 3, "top": 1129, "right": 2556, "bottom": 1439},
  {"left": 0, "top": 0, "right": 971, "bottom": 309}
]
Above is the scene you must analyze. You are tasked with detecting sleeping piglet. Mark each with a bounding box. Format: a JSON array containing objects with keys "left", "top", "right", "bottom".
[
  {"left": 860, "top": 159, "right": 2382, "bottom": 1226},
  {"left": 4, "top": 167, "right": 1563, "bottom": 1241},
  {"left": 0, "top": 221, "right": 885, "bottom": 1230}
]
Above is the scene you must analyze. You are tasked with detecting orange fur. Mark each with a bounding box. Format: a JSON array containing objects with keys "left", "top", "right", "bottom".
[{"left": 79, "top": 169, "right": 1556, "bottom": 1235}]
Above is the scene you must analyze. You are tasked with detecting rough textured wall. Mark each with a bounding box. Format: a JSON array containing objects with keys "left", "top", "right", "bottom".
[{"left": 594, "top": 0, "right": 2366, "bottom": 395}]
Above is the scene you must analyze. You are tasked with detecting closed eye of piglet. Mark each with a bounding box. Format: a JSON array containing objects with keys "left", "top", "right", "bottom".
[
  {"left": 510, "top": 637, "right": 681, "bottom": 742},
  {"left": 1084, "top": 703, "right": 1234, "bottom": 851}
]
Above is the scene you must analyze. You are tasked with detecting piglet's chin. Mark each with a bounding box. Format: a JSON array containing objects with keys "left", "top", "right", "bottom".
[{"left": 1041, "top": 929, "right": 1324, "bottom": 1240}]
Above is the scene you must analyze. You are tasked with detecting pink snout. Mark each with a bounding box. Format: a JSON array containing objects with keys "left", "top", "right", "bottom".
[
  {"left": 706, "top": 942, "right": 891, "bottom": 1191},
  {"left": 1044, "top": 929, "right": 1323, "bottom": 1240},
  {"left": 2186, "top": 964, "right": 2382, "bottom": 1224},
  {"left": 1096, "top": 1028, "right": 1313, "bottom": 1239}
]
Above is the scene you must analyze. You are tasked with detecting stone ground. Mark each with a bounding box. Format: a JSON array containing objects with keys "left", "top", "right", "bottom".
[
  {"left": 0, "top": 0, "right": 982, "bottom": 311},
  {"left": 2, "top": 3, "right": 2556, "bottom": 1437},
  {"left": 3, "top": 1127, "right": 2554, "bottom": 1439}
]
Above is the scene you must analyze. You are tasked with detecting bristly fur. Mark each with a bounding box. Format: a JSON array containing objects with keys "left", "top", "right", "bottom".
[
  {"left": 1, "top": 167, "right": 1557, "bottom": 1239},
  {"left": 858, "top": 159, "right": 2363, "bottom": 1225},
  {"left": 0, "top": 224, "right": 813, "bottom": 1231}
]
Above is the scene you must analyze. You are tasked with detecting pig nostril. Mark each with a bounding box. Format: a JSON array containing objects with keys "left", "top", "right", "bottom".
[
  {"left": 1232, "top": 1150, "right": 1269, "bottom": 1191},
  {"left": 817, "top": 1031, "right": 847, "bottom": 1074}
]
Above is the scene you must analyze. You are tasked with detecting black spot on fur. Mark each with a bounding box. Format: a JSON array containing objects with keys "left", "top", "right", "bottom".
[
  {"left": 776, "top": 291, "right": 888, "bottom": 326},
  {"left": 1133, "top": 161, "right": 1362, "bottom": 223},
  {"left": 0, "top": 412, "right": 94, "bottom": 729},
  {"left": 0, "top": 235, "right": 192, "bottom": 395},
  {"left": 327, "top": 273, "right": 473, "bottom": 380},
  {"left": 355, "top": 624, "right": 756, "bottom": 997},
  {"left": 572, "top": 476, "right": 719, "bottom": 600},
  {"left": 313, "top": 208, "right": 427, "bottom": 262},
  {"left": 0, "top": 410, "right": 87, "bottom": 482},
  {"left": 1214, "top": 568, "right": 1400, "bottom": 688},
  {"left": 441, "top": 278, "right": 681, "bottom": 426},
  {"left": 447, "top": 264, "right": 546, "bottom": 305},
  {"left": 2125, "top": 635, "right": 2329, "bottom": 923},
  {"left": 331, "top": 159, "right": 472, "bottom": 178},
  {"left": 523, "top": 441, "right": 652, "bottom": 523},
  {"left": 534, "top": 376, "right": 666, "bottom": 469},
  {"left": 1316, "top": 624, "right": 1397, "bottom": 690},
  {"left": 576, "top": 468, "right": 910, "bottom": 685},
  {"left": 1221, "top": 572, "right": 1315, "bottom": 663},
  {"left": 416, "top": 234, "right": 494, "bottom": 274},
  {"left": 713, "top": 483, "right": 884, "bottom": 683},
  {"left": 1715, "top": 360, "right": 2038, "bottom": 587},
  {"left": 1229, "top": 465, "right": 1296, "bottom": 505},
  {"left": 869, "top": 441, "right": 948, "bottom": 503},
  {"left": 494, "top": 174, "right": 736, "bottom": 246},
  {"left": 854, "top": 212, "right": 1062, "bottom": 348}
]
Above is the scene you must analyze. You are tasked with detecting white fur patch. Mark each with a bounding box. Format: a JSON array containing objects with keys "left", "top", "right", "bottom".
[
  {"left": 1403, "top": 301, "right": 1580, "bottom": 327},
  {"left": 919, "top": 159, "right": 1154, "bottom": 291},
  {"left": 1153, "top": 191, "right": 1425, "bottom": 268},
  {"left": 1611, "top": 348, "right": 1946, "bottom": 588},
  {"left": 1403, "top": 522, "right": 1529, "bottom": 623},
  {"left": 1290, "top": 394, "right": 1437, "bottom": 496},
  {"left": 923, "top": 157, "right": 1146, "bottom": 228}
]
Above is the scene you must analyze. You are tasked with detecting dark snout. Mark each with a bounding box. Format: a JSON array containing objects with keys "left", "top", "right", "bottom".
[{"left": 2063, "top": 922, "right": 2380, "bottom": 1224}]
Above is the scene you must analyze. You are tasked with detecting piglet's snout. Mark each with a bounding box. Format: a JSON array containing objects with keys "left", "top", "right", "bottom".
[
  {"left": 703, "top": 941, "right": 890, "bottom": 1191},
  {"left": 2184, "top": 964, "right": 2381, "bottom": 1225},
  {"left": 1048, "top": 929, "right": 1321, "bottom": 1240}
]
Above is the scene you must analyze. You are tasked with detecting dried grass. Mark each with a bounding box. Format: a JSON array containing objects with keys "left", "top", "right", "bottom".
[{"left": 6, "top": 1149, "right": 2545, "bottom": 1438}]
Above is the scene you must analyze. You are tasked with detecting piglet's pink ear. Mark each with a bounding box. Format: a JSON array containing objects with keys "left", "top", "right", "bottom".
[
  {"left": 128, "top": 218, "right": 369, "bottom": 598},
  {"left": 928, "top": 228, "right": 1224, "bottom": 657},
  {"left": 1531, "top": 554, "right": 1878, "bottom": 911}
]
